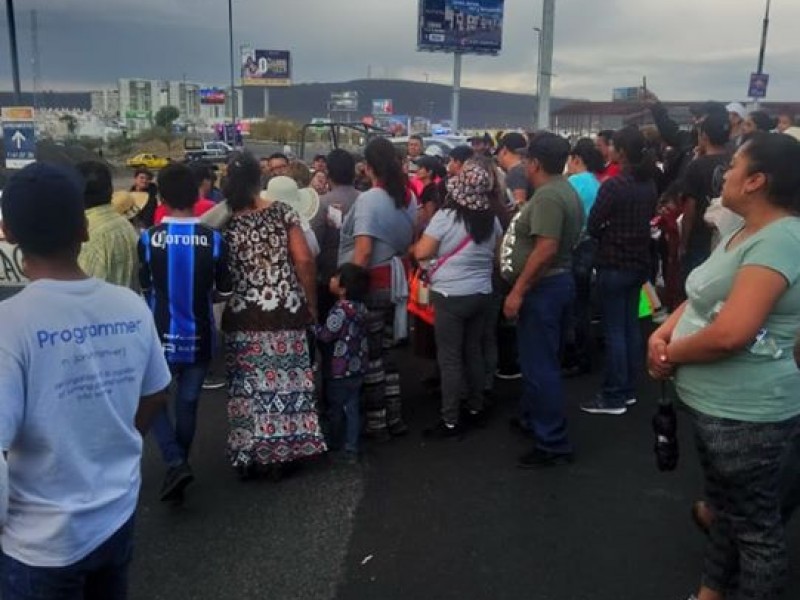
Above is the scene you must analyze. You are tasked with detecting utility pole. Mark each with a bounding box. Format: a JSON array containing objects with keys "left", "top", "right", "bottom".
[
  {"left": 533, "top": 26, "right": 542, "bottom": 128},
  {"left": 537, "top": 0, "right": 555, "bottom": 131},
  {"left": 6, "top": 0, "right": 22, "bottom": 103},
  {"left": 451, "top": 52, "right": 463, "bottom": 133},
  {"left": 30, "top": 9, "right": 41, "bottom": 110},
  {"left": 228, "top": 0, "right": 237, "bottom": 124}
]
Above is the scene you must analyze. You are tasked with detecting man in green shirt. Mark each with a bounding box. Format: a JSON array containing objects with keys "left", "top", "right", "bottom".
[
  {"left": 500, "top": 132, "right": 584, "bottom": 468},
  {"left": 76, "top": 162, "right": 139, "bottom": 289}
]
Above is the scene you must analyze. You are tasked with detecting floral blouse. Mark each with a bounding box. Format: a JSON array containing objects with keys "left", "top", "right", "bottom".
[{"left": 222, "top": 202, "right": 311, "bottom": 332}]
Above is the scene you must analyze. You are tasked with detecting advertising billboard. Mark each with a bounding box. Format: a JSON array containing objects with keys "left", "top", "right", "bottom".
[
  {"left": 329, "top": 91, "right": 359, "bottom": 112},
  {"left": 372, "top": 99, "right": 394, "bottom": 116},
  {"left": 612, "top": 87, "right": 643, "bottom": 102},
  {"left": 748, "top": 73, "right": 769, "bottom": 99},
  {"left": 417, "top": 0, "right": 504, "bottom": 55},
  {"left": 241, "top": 49, "right": 292, "bottom": 87},
  {"left": 200, "top": 88, "right": 226, "bottom": 105}
]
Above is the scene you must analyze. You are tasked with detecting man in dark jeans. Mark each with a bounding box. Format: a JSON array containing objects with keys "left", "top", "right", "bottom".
[{"left": 501, "top": 133, "right": 584, "bottom": 467}]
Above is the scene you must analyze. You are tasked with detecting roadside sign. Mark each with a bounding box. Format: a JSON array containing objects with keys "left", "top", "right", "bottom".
[
  {"left": 748, "top": 73, "right": 769, "bottom": 99},
  {"left": 1, "top": 106, "right": 36, "bottom": 169}
]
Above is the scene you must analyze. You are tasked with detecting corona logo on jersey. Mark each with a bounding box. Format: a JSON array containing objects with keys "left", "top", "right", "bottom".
[{"left": 150, "top": 231, "right": 210, "bottom": 249}]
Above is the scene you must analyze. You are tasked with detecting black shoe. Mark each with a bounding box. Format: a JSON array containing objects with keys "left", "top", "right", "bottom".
[
  {"left": 517, "top": 448, "right": 574, "bottom": 469},
  {"left": 160, "top": 463, "right": 194, "bottom": 501},
  {"left": 462, "top": 408, "right": 488, "bottom": 429},
  {"left": 561, "top": 364, "right": 590, "bottom": 379},
  {"left": 202, "top": 375, "right": 226, "bottom": 390},
  {"left": 423, "top": 420, "right": 462, "bottom": 440},
  {"left": 495, "top": 368, "right": 521, "bottom": 381}
]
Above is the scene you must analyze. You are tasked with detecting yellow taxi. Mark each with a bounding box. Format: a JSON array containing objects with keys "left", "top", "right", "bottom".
[{"left": 126, "top": 153, "right": 171, "bottom": 170}]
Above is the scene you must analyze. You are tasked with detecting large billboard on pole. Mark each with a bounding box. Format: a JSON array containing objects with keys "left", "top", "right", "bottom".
[
  {"left": 417, "top": 0, "right": 504, "bottom": 55},
  {"left": 241, "top": 49, "right": 292, "bottom": 86}
]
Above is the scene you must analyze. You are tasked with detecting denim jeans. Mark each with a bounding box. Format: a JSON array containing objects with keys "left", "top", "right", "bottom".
[
  {"left": 326, "top": 376, "right": 363, "bottom": 453},
  {"left": 517, "top": 272, "right": 575, "bottom": 453},
  {"left": 432, "top": 292, "right": 490, "bottom": 425},
  {"left": 597, "top": 268, "right": 646, "bottom": 404},
  {"left": 152, "top": 362, "right": 209, "bottom": 467},
  {"left": 0, "top": 514, "right": 135, "bottom": 600}
]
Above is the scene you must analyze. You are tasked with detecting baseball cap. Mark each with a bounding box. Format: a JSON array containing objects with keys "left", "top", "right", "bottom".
[
  {"left": 468, "top": 132, "right": 494, "bottom": 146},
  {"left": 1, "top": 162, "right": 85, "bottom": 256},
  {"left": 526, "top": 132, "right": 571, "bottom": 174},
  {"left": 700, "top": 112, "right": 732, "bottom": 146},
  {"left": 497, "top": 132, "right": 528, "bottom": 154}
]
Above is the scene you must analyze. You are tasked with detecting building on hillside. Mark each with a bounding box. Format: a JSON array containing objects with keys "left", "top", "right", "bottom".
[
  {"left": 117, "top": 78, "right": 203, "bottom": 132},
  {"left": 90, "top": 89, "right": 120, "bottom": 118}
]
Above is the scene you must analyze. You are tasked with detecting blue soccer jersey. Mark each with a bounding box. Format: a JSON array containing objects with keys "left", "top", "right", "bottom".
[{"left": 138, "top": 217, "right": 232, "bottom": 364}]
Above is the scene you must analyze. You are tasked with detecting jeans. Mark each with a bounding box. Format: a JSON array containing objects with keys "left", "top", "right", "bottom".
[
  {"left": 597, "top": 268, "right": 646, "bottom": 404},
  {"left": 152, "top": 362, "right": 209, "bottom": 467},
  {"left": 432, "top": 292, "right": 490, "bottom": 425},
  {"left": 0, "top": 514, "right": 135, "bottom": 600},
  {"left": 326, "top": 376, "right": 363, "bottom": 453},
  {"left": 517, "top": 273, "right": 575, "bottom": 453},
  {"left": 690, "top": 410, "right": 800, "bottom": 598}
]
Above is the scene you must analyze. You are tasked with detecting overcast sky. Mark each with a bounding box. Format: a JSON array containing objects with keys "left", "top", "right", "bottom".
[{"left": 1, "top": 0, "right": 797, "bottom": 102}]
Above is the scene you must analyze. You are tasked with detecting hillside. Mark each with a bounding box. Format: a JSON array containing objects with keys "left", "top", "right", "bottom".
[{"left": 242, "top": 79, "right": 576, "bottom": 129}]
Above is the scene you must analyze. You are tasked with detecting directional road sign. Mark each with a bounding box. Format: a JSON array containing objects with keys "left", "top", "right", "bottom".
[{"left": 1, "top": 106, "right": 36, "bottom": 169}]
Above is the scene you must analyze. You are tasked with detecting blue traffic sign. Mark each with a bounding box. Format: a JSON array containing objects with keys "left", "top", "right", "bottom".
[{"left": 2, "top": 121, "right": 36, "bottom": 169}]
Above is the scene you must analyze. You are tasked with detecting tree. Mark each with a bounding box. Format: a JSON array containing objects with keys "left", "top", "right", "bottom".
[
  {"left": 154, "top": 105, "right": 180, "bottom": 130},
  {"left": 59, "top": 114, "right": 78, "bottom": 138}
]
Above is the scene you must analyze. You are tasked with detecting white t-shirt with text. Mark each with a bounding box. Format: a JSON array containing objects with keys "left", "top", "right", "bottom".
[{"left": 0, "top": 278, "right": 171, "bottom": 567}]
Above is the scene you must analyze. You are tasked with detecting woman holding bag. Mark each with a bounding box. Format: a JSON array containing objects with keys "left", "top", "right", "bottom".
[
  {"left": 648, "top": 132, "right": 800, "bottom": 600},
  {"left": 414, "top": 160, "right": 503, "bottom": 439}
]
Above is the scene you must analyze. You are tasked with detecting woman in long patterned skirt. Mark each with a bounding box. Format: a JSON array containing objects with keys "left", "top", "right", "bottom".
[{"left": 220, "top": 153, "right": 326, "bottom": 477}]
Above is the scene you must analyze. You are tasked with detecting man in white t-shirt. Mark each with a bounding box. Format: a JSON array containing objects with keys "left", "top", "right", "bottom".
[{"left": 0, "top": 163, "right": 171, "bottom": 600}]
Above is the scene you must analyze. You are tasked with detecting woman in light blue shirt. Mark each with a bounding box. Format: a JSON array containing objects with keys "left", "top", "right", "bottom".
[
  {"left": 648, "top": 133, "right": 800, "bottom": 600},
  {"left": 414, "top": 161, "right": 502, "bottom": 438}
]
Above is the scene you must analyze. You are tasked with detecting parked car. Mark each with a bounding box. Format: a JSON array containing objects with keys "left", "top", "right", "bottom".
[
  {"left": 126, "top": 153, "right": 171, "bottom": 170},
  {"left": 184, "top": 140, "right": 233, "bottom": 163}
]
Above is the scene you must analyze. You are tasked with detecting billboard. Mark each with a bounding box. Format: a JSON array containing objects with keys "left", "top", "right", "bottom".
[
  {"left": 612, "top": 87, "right": 643, "bottom": 102},
  {"left": 372, "top": 99, "right": 394, "bottom": 116},
  {"left": 241, "top": 49, "right": 292, "bottom": 86},
  {"left": 748, "top": 73, "right": 769, "bottom": 99},
  {"left": 417, "top": 0, "right": 504, "bottom": 55},
  {"left": 200, "top": 88, "right": 226, "bottom": 105},
  {"left": 329, "top": 91, "right": 359, "bottom": 112}
]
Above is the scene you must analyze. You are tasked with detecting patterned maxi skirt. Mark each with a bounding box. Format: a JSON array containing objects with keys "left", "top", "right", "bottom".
[{"left": 225, "top": 329, "right": 327, "bottom": 467}]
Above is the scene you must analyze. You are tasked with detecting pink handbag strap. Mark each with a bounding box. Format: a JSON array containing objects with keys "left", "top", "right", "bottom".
[{"left": 428, "top": 235, "right": 472, "bottom": 278}]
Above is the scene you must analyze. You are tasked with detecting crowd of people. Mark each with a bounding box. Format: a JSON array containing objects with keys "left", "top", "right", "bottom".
[{"left": 1, "top": 99, "right": 800, "bottom": 599}]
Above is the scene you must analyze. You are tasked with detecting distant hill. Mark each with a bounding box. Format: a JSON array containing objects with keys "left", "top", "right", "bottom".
[
  {"left": 0, "top": 91, "right": 91, "bottom": 111},
  {"left": 242, "top": 79, "right": 576, "bottom": 129}
]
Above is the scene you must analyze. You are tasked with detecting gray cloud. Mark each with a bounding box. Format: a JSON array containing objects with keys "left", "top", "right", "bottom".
[{"left": 1, "top": 0, "right": 797, "bottom": 101}]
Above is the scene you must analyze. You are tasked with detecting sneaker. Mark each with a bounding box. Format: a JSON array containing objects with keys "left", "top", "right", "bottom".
[
  {"left": 495, "top": 369, "right": 522, "bottom": 381},
  {"left": 580, "top": 397, "right": 627, "bottom": 416},
  {"left": 202, "top": 375, "right": 226, "bottom": 390},
  {"left": 517, "top": 447, "right": 574, "bottom": 469},
  {"left": 160, "top": 463, "right": 194, "bottom": 501},
  {"left": 626, "top": 397, "right": 638, "bottom": 406},
  {"left": 422, "top": 420, "right": 462, "bottom": 440}
]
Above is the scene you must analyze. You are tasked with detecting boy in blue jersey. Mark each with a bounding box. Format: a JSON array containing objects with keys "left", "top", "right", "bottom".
[{"left": 138, "top": 163, "right": 233, "bottom": 503}]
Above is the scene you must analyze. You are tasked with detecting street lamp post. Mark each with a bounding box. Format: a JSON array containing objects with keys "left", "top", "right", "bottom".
[
  {"left": 228, "top": 0, "right": 237, "bottom": 124},
  {"left": 5, "top": 0, "right": 22, "bottom": 103},
  {"left": 533, "top": 26, "right": 542, "bottom": 126}
]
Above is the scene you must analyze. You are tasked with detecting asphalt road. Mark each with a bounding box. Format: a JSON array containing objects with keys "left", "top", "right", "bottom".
[{"left": 129, "top": 345, "right": 800, "bottom": 600}]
